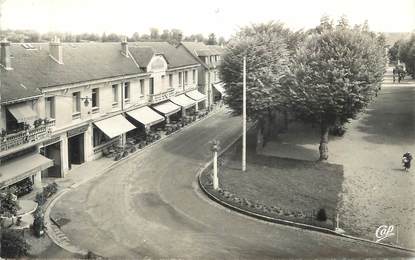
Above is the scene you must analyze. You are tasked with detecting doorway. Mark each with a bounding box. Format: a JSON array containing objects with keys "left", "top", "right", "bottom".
[
  {"left": 68, "top": 133, "right": 85, "bottom": 170},
  {"left": 41, "top": 142, "right": 62, "bottom": 178}
]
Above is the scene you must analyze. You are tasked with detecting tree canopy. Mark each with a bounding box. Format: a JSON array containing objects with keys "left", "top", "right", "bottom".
[
  {"left": 290, "top": 18, "right": 387, "bottom": 159},
  {"left": 220, "top": 22, "right": 292, "bottom": 149},
  {"left": 398, "top": 34, "right": 415, "bottom": 78},
  {"left": 220, "top": 22, "right": 291, "bottom": 118}
]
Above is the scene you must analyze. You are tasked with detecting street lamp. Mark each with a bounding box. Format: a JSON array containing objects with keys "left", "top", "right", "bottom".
[
  {"left": 242, "top": 56, "right": 246, "bottom": 172},
  {"left": 80, "top": 97, "right": 92, "bottom": 107}
]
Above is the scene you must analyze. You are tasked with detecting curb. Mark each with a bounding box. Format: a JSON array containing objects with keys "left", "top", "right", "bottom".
[
  {"left": 44, "top": 188, "right": 89, "bottom": 256},
  {"left": 196, "top": 133, "right": 415, "bottom": 255},
  {"left": 42, "top": 107, "right": 225, "bottom": 256}
]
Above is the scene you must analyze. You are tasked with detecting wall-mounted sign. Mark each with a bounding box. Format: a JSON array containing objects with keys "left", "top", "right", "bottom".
[
  {"left": 43, "top": 136, "right": 61, "bottom": 147},
  {"left": 67, "top": 125, "right": 89, "bottom": 138}
]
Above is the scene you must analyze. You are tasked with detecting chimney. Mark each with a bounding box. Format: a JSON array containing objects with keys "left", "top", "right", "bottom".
[
  {"left": 0, "top": 41, "right": 12, "bottom": 70},
  {"left": 49, "top": 36, "right": 63, "bottom": 64},
  {"left": 121, "top": 37, "right": 128, "bottom": 57}
]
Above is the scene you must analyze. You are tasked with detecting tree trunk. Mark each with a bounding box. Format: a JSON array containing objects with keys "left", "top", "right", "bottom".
[
  {"left": 283, "top": 110, "right": 289, "bottom": 131},
  {"left": 319, "top": 122, "right": 329, "bottom": 160},
  {"left": 256, "top": 120, "right": 265, "bottom": 154}
]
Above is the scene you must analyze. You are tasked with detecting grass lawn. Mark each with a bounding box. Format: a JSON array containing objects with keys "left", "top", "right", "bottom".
[{"left": 201, "top": 129, "right": 344, "bottom": 229}]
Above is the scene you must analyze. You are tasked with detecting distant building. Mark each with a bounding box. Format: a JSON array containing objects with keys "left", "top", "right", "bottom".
[
  {"left": 178, "top": 42, "right": 226, "bottom": 107},
  {"left": 0, "top": 38, "right": 204, "bottom": 190}
]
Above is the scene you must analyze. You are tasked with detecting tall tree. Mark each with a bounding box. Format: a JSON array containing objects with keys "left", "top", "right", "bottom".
[
  {"left": 169, "top": 29, "right": 183, "bottom": 45},
  {"left": 220, "top": 22, "right": 292, "bottom": 150},
  {"left": 131, "top": 32, "right": 140, "bottom": 42},
  {"left": 398, "top": 34, "right": 415, "bottom": 78},
  {"left": 290, "top": 18, "right": 387, "bottom": 160},
  {"left": 161, "top": 29, "right": 170, "bottom": 41},
  {"left": 150, "top": 28, "right": 160, "bottom": 40},
  {"left": 206, "top": 33, "right": 217, "bottom": 45}
]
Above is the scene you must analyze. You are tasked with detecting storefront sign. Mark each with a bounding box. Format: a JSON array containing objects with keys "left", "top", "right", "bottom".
[
  {"left": 43, "top": 136, "right": 61, "bottom": 147},
  {"left": 67, "top": 125, "right": 89, "bottom": 138}
]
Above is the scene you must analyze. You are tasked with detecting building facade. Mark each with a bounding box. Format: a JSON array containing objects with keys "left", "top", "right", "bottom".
[
  {"left": 0, "top": 39, "right": 204, "bottom": 190},
  {"left": 178, "top": 42, "right": 226, "bottom": 107}
]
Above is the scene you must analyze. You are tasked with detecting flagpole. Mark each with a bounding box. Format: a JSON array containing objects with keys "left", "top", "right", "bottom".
[{"left": 242, "top": 56, "right": 247, "bottom": 172}]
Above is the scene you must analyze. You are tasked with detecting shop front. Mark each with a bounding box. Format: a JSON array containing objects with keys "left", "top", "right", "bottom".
[
  {"left": 0, "top": 152, "right": 53, "bottom": 191},
  {"left": 67, "top": 125, "right": 89, "bottom": 170},
  {"left": 170, "top": 94, "right": 196, "bottom": 117},
  {"left": 93, "top": 114, "right": 136, "bottom": 148},
  {"left": 212, "top": 82, "right": 226, "bottom": 105},
  {"left": 186, "top": 89, "right": 207, "bottom": 111},
  {"left": 125, "top": 106, "right": 165, "bottom": 144},
  {"left": 152, "top": 101, "right": 181, "bottom": 123},
  {"left": 40, "top": 136, "right": 62, "bottom": 178}
]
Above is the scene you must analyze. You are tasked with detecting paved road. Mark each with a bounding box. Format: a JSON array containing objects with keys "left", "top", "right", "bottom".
[{"left": 52, "top": 109, "right": 413, "bottom": 259}]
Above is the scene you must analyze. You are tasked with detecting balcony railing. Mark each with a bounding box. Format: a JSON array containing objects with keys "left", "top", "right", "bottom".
[
  {"left": 149, "top": 88, "right": 175, "bottom": 103},
  {"left": 0, "top": 120, "right": 55, "bottom": 152}
]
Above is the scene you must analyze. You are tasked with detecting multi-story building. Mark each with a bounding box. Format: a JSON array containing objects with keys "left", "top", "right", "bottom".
[
  {"left": 178, "top": 42, "right": 225, "bottom": 107},
  {"left": 0, "top": 38, "right": 203, "bottom": 190}
]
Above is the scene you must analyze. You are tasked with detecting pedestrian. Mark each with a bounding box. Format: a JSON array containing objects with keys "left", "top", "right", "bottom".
[
  {"left": 393, "top": 68, "right": 397, "bottom": 83},
  {"left": 402, "top": 152, "right": 412, "bottom": 172}
]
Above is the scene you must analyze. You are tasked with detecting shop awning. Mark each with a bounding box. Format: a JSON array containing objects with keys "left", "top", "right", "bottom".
[
  {"left": 7, "top": 102, "right": 38, "bottom": 123},
  {"left": 212, "top": 82, "right": 226, "bottom": 96},
  {"left": 94, "top": 115, "right": 136, "bottom": 139},
  {"left": 186, "top": 90, "right": 206, "bottom": 102},
  {"left": 170, "top": 94, "right": 196, "bottom": 109},
  {"left": 0, "top": 153, "right": 53, "bottom": 189},
  {"left": 126, "top": 106, "right": 165, "bottom": 128},
  {"left": 152, "top": 101, "right": 181, "bottom": 116}
]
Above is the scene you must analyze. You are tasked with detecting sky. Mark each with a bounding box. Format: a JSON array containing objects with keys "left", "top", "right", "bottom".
[{"left": 1, "top": 0, "right": 414, "bottom": 38}]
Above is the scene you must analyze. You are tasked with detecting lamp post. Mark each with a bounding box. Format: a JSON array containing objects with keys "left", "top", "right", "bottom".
[
  {"left": 210, "top": 139, "right": 220, "bottom": 190},
  {"left": 242, "top": 56, "right": 247, "bottom": 172}
]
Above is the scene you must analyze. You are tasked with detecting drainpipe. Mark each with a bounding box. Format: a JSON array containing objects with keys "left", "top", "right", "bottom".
[
  {"left": 207, "top": 70, "right": 211, "bottom": 110},
  {"left": 120, "top": 81, "right": 126, "bottom": 146}
]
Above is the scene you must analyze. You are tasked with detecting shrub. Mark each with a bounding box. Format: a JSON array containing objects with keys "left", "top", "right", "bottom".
[
  {"left": 35, "top": 192, "right": 46, "bottom": 206},
  {"left": 32, "top": 206, "right": 45, "bottom": 237},
  {"left": 1, "top": 229, "right": 31, "bottom": 258},
  {"left": 43, "top": 182, "right": 58, "bottom": 198},
  {"left": 316, "top": 208, "right": 327, "bottom": 221}
]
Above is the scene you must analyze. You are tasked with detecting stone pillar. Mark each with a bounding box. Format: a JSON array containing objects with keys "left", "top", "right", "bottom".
[
  {"left": 195, "top": 102, "right": 199, "bottom": 111},
  {"left": 166, "top": 116, "right": 170, "bottom": 124},
  {"left": 213, "top": 150, "right": 219, "bottom": 190},
  {"left": 182, "top": 108, "right": 186, "bottom": 117},
  {"left": 84, "top": 124, "right": 93, "bottom": 162},
  {"left": 61, "top": 134, "right": 69, "bottom": 177},
  {"left": 33, "top": 171, "right": 42, "bottom": 189}
]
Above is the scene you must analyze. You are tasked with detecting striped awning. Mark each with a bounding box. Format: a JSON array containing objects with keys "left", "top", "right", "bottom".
[
  {"left": 152, "top": 101, "right": 181, "bottom": 116},
  {"left": 7, "top": 102, "right": 38, "bottom": 123},
  {"left": 0, "top": 153, "right": 53, "bottom": 189},
  {"left": 126, "top": 106, "right": 165, "bottom": 128},
  {"left": 186, "top": 90, "right": 206, "bottom": 102},
  {"left": 94, "top": 115, "right": 136, "bottom": 139},
  {"left": 212, "top": 82, "right": 226, "bottom": 96},
  {"left": 170, "top": 94, "right": 196, "bottom": 109}
]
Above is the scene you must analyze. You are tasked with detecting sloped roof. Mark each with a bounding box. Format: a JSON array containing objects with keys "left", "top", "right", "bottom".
[
  {"left": 180, "top": 42, "right": 225, "bottom": 69},
  {"left": 128, "top": 42, "right": 199, "bottom": 69},
  {"left": 128, "top": 46, "right": 155, "bottom": 68},
  {"left": 181, "top": 42, "right": 225, "bottom": 56},
  {"left": 0, "top": 42, "right": 143, "bottom": 104}
]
